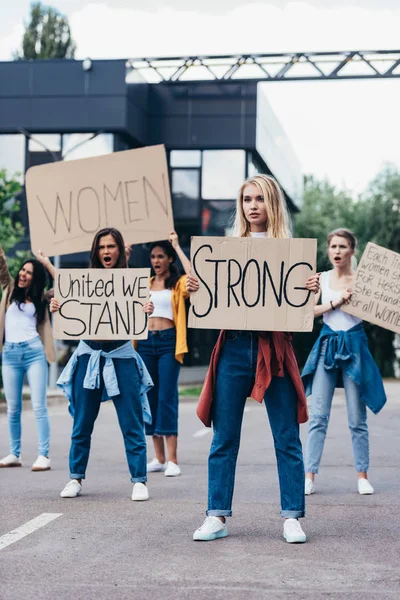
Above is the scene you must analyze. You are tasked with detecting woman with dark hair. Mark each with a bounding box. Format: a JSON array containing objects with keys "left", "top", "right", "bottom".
[
  {"left": 302, "top": 228, "right": 386, "bottom": 496},
  {"left": 137, "top": 231, "right": 191, "bottom": 477},
  {"left": 0, "top": 245, "right": 55, "bottom": 471},
  {"left": 50, "top": 227, "right": 155, "bottom": 500}
]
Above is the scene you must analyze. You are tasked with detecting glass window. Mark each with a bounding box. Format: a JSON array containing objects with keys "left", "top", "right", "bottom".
[
  {"left": 62, "top": 133, "right": 113, "bottom": 161},
  {"left": 171, "top": 169, "right": 200, "bottom": 219},
  {"left": 248, "top": 153, "right": 264, "bottom": 178},
  {"left": 28, "top": 134, "right": 61, "bottom": 152},
  {"left": 202, "top": 150, "right": 245, "bottom": 200},
  {"left": 170, "top": 150, "right": 201, "bottom": 168},
  {"left": 202, "top": 201, "right": 235, "bottom": 236},
  {"left": 0, "top": 134, "right": 25, "bottom": 181}
]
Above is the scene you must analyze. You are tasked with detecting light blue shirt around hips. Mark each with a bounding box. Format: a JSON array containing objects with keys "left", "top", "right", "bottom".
[{"left": 57, "top": 340, "right": 153, "bottom": 424}]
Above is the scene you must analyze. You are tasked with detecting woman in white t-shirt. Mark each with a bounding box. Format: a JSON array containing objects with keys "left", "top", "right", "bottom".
[{"left": 302, "top": 229, "right": 386, "bottom": 496}]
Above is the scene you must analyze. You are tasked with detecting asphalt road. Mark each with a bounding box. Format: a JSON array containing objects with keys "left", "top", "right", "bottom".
[{"left": 0, "top": 383, "right": 399, "bottom": 600}]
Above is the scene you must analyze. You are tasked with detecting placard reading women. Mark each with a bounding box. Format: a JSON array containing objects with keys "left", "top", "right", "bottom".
[
  {"left": 342, "top": 242, "right": 400, "bottom": 333},
  {"left": 26, "top": 145, "right": 173, "bottom": 256},
  {"left": 188, "top": 237, "right": 317, "bottom": 332},
  {"left": 53, "top": 268, "right": 150, "bottom": 340}
]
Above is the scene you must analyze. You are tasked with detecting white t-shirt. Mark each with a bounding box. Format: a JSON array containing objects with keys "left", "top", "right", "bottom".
[
  {"left": 5, "top": 301, "right": 38, "bottom": 343},
  {"left": 149, "top": 289, "right": 173, "bottom": 321},
  {"left": 321, "top": 271, "right": 362, "bottom": 331},
  {"left": 250, "top": 231, "right": 267, "bottom": 238}
]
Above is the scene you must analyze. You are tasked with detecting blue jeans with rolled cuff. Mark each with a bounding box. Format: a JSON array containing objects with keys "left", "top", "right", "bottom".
[
  {"left": 305, "top": 340, "right": 369, "bottom": 474},
  {"left": 69, "top": 340, "right": 147, "bottom": 483},
  {"left": 2, "top": 336, "right": 50, "bottom": 457},
  {"left": 137, "top": 328, "right": 180, "bottom": 437},
  {"left": 207, "top": 331, "right": 305, "bottom": 519}
]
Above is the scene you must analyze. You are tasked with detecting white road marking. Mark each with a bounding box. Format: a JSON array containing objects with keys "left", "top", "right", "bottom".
[
  {"left": 0, "top": 513, "right": 62, "bottom": 551},
  {"left": 193, "top": 428, "right": 211, "bottom": 438}
]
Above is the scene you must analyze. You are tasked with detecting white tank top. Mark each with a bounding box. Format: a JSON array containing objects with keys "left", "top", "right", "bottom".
[
  {"left": 149, "top": 289, "right": 173, "bottom": 321},
  {"left": 321, "top": 271, "right": 362, "bottom": 331},
  {"left": 5, "top": 301, "right": 38, "bottom": 342}
]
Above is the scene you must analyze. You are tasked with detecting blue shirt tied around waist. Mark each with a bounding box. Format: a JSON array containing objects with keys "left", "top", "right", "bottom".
[
  {"left": 57, "top": 340, "right": 153, "bottom": 424},
  {"left": 301, "top": 323, "right": 386, "bottom": 414}
]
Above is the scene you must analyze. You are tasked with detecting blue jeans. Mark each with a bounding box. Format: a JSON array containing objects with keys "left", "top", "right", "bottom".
[
  {"left": 305, "top": 340, "right": 369, "bottom": 473},
  {"left": 207, "top": 331, "right": 305, "bottom": 519},
  {"left": 69, "top": 341, "right": 147, "bottom": 482},
  {"left": 137, "top": 328, "right": 180, "bottom": 436},
  {"left": 2, "top": 336, "right": 49, "bottom": 457}
]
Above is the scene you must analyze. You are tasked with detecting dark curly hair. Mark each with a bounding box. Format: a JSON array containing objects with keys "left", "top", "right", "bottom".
[{"left": 10, "top": 259, "right": 48, "bottom": 324}]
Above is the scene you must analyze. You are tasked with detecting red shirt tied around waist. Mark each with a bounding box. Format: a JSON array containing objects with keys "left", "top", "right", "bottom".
[{"left": 187, "top": 174, "right": 320, "bottom": 546}]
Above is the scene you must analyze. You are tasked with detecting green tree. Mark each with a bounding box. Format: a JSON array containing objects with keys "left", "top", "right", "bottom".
[
  {"left": 0, "top": 170, "right": 31, "bottom": 278},
  {"left": 15, "top": 2, "right": 76, "bottom": 60}
]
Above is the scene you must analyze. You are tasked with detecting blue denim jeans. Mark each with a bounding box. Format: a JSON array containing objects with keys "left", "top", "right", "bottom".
[
  {"left": 2, "top": 336, "right": 49, "bottom": 457},
  {"left": 137, "top": 328, "right": 180, "bottom": 436},
  {"left": 69, "top": 341, "right": 147, "bottom": 482},
  {"left": 305, "top": 340, "right": 369, "bottom": 474},
  {"left": 207, "top": 331, "right": 305, "bottom": 519}
]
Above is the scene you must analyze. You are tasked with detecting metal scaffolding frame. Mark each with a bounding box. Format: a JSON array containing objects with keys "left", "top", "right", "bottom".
[{"left": 126, "top": 50, "right": 400, "bottom": 83}]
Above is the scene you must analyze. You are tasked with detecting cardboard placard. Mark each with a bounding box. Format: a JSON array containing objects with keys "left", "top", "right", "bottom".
[
  {"left": 342, "top": 242, "right": 400, "bottom": 333},
  {"left": 188, "top": 237, "right": 317, "bottom": 332},
  {"left": 26, "top": 145, "right": 173, "bottom": 256},
  {"left": 53, "top": 268, "right": 150, "bottom": 340}
]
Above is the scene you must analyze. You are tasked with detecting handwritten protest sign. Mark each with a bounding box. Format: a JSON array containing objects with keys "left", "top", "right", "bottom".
[
  {"left": 26, "top": 145, "right": 173, "bottom": 256},
  {"left": 188, "top": 237, "right": 317, "bottom": 332},
  {"left": 53, "top": 268, "right": 150, "bottom": 340},
  {"left": 342, "top": 242, "right": 400, "bottom": 333}
]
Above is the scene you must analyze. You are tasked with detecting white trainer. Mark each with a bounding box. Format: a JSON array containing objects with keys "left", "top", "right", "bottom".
[
  {"left": 60, "top": 479, "right": 82, "bottom": 498},
  {"left": 193, "top": 516, "right": 228, "bottom": 541},
  {"left": 147, "top": 458, "right": 167, "bottom": 473},
  {"left": 31, "top": 456, "right": 51, "bottom": 471},
  {"left": 358, "top": 478, "right": 374, "bottom": 495},
  {"left": 305, "top": 478, "right": 315, "bottom": 495},
  {"left": 131, "top": 482, "right": 149, "bottom": 501},
  {"left": 0, "top": 454, "right": 22, "bottom": 468},
  {"left": 164, "top": 461, "right": 181, "bottom": 477},
  {"left": 283, "top": 519, "right": 307, "bottom": 543}
]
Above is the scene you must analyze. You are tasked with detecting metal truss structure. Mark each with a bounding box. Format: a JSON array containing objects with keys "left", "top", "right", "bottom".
[{"left": 126, "top": 50, "right": 400, "bottom": 83}]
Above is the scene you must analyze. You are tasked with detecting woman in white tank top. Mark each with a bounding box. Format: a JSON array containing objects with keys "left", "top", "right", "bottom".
[
  {"left": 137, "top": 231, "right": 191, "bottom": 478},
  {"left": 302, "top": 229, "right": 386, "bottom": 497}
]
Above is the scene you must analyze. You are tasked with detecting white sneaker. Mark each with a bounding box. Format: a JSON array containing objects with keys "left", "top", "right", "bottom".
[
  {"left": 283, "top": 519, "right": 307, "bottom": 543},
  {"left": 358, "top": 478, "right": 374, "bottom": 495},
  {"left": 31, "top": 456, "right": 51, "bottom": 471},
  {"left": 0, "top": 454, "right": 22, "bottom": 468},
  {"left": 147, "top": 458, "right": 167, "bottom": 473},
  {"left": 60, "top": 479, "right": 82, "bottom": 498},
  {"left": 305, "top": 478, "right": 315, "bottom": 495},
  {"left": 193, "top": 516, "right": 228, "bottom": 541},
  {"left": 164, "top": 461, "right": 181, "bottom": 477},
  {"left": 131, "top": 482, "right": 149, "bottom": 501}
]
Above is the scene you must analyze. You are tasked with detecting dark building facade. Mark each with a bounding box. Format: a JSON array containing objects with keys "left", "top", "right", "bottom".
[{"left": 0, "top": 58, "right": 302, "bottom": 364}]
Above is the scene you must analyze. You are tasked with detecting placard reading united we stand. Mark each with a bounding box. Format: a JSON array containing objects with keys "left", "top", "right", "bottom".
[
  {"left": 53, "top": 268, "right": 150, "bottom": 340},
  {"left": 188, "top": 237, "right": 317, "bottom": 332},
  {"left": 342, "top": 242, "right": 400, "bottom": 333}
]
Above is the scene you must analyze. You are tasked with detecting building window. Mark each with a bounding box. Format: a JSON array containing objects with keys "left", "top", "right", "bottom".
[
  {"left": 171, "top": 169, "right": 200, "bottom": 219},
  {"left": 0, "top": 134, "right": 25, "bottom": 181},
  {"left": 28, "top": 134, "right": 61, "bottom": 153},
  {"left": 170, "top": 150, "right": 201, "bottom": 168},
  {"left": 62, "top": 133, "right": 113, "bottom": 161},
  {"left": 202, "top": 150, "right": 245, "bottom": 200},
  {"left": 202, "top": 201, "right": 236, "bottom": 236}
]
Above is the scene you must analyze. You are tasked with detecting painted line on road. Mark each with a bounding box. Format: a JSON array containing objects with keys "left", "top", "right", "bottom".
[
  {"left": 0, "top": 513, "right": 62, "bottom": 551},
  {"left": 193, "top": 428, "right": 211, "bottom": 438}
]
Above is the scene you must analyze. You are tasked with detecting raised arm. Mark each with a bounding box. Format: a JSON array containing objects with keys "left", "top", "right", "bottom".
[
  {"left": 36, "top": 250, "right": 56, "bottom": 280},
  {"left": 314, "top": 288, "right": 351, "bottom": 318},
  {"left": 169, "top": 230, "right": 191, "bottom": 275},
  {"left": 0, "top": 243, "right": 12, "bottom": 289}
]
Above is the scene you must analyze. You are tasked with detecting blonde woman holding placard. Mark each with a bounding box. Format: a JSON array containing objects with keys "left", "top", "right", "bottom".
[
  {"left": 302, "top": 229, "right": 386, "bottom": 496},
  {"left": 49, "top": 227, "right": 154, "bottom": 501},
  {"left": 187, "top": 174, "right": 320, "bottom": 544}
]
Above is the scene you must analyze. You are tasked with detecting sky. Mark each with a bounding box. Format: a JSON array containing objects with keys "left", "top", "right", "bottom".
[{"left": 1, "top": 0, "right": 400, "bottom": 194}]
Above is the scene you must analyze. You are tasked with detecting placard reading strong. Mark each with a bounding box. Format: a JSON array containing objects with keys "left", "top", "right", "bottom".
[
  {"left": 53, "top": 268, "right": 150, "bottom": 340},
  {"left": 188, "top": 237, "right": 317, "bottom": 332}
]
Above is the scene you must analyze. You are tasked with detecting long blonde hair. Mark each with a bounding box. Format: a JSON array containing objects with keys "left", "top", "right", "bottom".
[{"left": 233, "top": 174, "right": 292, "bottom": 238}]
